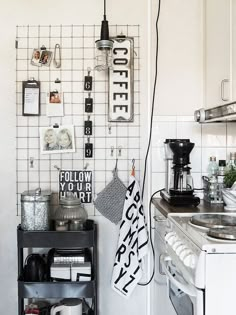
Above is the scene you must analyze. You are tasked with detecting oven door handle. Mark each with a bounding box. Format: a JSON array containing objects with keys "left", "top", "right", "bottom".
[{"left": 160, "top": 254, "right": 197, "bottom": 297}]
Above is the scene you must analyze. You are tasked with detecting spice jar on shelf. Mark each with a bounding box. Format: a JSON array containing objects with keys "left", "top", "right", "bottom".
[{"left": 54, "top": 193, "right": 88, "bottom": 231}]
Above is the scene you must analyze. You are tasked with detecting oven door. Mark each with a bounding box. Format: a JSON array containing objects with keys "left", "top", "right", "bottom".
[{"left": 160, "top": 254, "right": 204, "bottom": 315}]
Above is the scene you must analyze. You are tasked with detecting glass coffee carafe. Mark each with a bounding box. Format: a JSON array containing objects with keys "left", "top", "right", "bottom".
[{"left": 169, "top": 165, "right": 194, "bottom": 195}]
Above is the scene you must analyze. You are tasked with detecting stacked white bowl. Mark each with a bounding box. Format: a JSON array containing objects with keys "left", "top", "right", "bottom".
[{"left": 222, "top": 187, "right": 236, "bottom": 211}]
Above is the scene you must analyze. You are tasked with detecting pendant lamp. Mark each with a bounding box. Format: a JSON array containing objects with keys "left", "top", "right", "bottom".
[{"left": 95, "top": 0, "right": 113, "bottom": 71}]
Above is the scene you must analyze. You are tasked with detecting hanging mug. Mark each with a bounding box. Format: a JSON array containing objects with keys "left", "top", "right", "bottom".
[{"left": 50, "top": 298, "right": 82, "bottom": 315}]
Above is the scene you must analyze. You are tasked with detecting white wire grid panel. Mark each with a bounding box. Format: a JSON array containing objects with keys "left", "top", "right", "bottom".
[{"left": 16, "top": 24, "right": 141, "bottom": 216}]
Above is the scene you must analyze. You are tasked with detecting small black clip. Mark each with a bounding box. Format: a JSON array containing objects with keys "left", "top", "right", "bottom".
[
  {"left": 84, "top": 119, "right": 93, "bottom": 136},
  {"left": 53, "top": 123, "right": 59, "bottom": 128},
  {"left": 85, "top": 141, "right": 93, "bottom": 158},
  {"left": 85, "top": 97, "right": 93, "bottom": 113},
  {"left": 84, "top": 67, "right": 93, "bottom": 91},
  {"left": 40, "top": 45, "right": 46, "bottom": 51},
  {"left": 55, "top": 78, "right": 61, "bottom": 83}
]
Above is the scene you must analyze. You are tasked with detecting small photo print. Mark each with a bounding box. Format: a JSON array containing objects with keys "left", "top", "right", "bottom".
[
  {"left": 49, "top": 91, "right": 62, "bottom": 103},
  {"left": 31, "top": 49, "right": 42, "bottom": 67},
  {"left": 40, "top": 125, "right": 75, "bottom": 154},
  {"left": 46, "top": 91, "right": 64, "bottom": 117},
  {"left": 39, "top": 50, "right": 52, "bottom": 66}
]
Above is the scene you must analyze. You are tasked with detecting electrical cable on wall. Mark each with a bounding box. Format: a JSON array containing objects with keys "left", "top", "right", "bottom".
[{"left": 139, "top": 0, "right": 162, "bottom": 286}]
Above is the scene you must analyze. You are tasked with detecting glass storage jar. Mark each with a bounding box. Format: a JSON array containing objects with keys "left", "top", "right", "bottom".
[
  {"left": 54, "top": 193, "right": 88, "bottom": 231},
  {"left": 21, "top": 188, "right": 51, "bottom": 231}
]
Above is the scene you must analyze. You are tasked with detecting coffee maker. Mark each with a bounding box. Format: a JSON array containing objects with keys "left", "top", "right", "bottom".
[{"left": 160, "top": 139, "right": 200, "bottom": 206}]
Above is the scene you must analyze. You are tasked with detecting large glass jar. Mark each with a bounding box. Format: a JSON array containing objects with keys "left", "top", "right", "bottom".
[{"left": 54, "top": 193, "right": 88, "bottom": 231}]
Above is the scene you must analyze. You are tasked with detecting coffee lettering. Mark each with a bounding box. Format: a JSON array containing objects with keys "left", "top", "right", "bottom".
[
  {"left": 113, "top": 105, "right": 128, "bottom": 113},
  {"left": 113, "top": 81, "right": 128, "bottom": 89},
  {"left": 113, "top": 93, "right": 128, "bottom": 101},
  {"left": 113, "top": 70, "right": 128, "bottom": 78},
  {"left": 113, "top": 58, "right": 128, "bottom": 65}
]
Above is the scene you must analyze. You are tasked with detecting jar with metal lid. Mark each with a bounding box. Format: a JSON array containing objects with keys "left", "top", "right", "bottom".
[
  {"left": 54, "top": 193, "right": 88, "bottom": 230},
  {"left": 21, "top": 188, "right": 51, "bottom": 231},
  {"left": 55, "top": 220, "right": 69, "bottom": 231}
]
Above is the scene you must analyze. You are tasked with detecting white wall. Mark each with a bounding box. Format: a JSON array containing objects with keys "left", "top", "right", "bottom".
[
  {"left": 151, "top": 0, "right": 204, "bottom": 116},
  {"left": 0, "top": 1, "right": 204, "bottom": 315},
  {"left": 0, "top": 1, "right": 149, "bottom": 315}
]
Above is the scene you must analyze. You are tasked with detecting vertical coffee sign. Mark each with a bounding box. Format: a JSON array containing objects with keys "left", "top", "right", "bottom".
[
  {"left": 109, "top": 36, "right": 134, "bottom": 122},
  {"left": 59, "top": 170, "right": 92, "bottom": 203}
]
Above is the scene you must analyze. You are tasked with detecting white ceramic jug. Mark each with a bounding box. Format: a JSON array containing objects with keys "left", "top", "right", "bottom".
[{"left": 50, "top": 298, "right": 82, "bottom": 315}]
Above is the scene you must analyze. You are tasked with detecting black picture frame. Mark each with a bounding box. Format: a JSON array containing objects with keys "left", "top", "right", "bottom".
[{"left": 22, "top": 80, "right": 40, "bottom": 116}]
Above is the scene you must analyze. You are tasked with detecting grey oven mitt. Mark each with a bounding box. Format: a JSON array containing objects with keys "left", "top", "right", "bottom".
[{"left": 94, "top": 169, "right": 127, "bottom": 224}]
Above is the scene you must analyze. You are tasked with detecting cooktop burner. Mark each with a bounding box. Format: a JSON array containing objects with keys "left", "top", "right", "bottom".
[
  {"left": 208, "top": 227, "right": 236, "bottom": 241},
  {"left": 190, "top": 214, "right": 236, "bottom": 229}
]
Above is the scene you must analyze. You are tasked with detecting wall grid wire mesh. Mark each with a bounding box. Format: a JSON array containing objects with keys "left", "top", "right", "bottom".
[{"left": 16, "top": 24, "right": 141, "bottom": 216}]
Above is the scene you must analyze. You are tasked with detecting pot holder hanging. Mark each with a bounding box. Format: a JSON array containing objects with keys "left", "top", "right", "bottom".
[{"left": 94, "top": 163, "right": 127, "bottom": 225}]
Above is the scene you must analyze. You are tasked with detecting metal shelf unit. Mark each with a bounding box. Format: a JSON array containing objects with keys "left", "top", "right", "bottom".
[{"left": 17, "top": 220, "right": 97, "bottom": 315}]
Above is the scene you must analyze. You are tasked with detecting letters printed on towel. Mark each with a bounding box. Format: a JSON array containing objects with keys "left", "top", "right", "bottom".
[{"left": 111, "top": 176, "right": 148, "bottom": 298}]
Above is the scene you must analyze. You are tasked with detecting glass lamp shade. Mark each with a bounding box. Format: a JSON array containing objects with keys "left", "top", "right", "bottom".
[
  {"left": 95, "top": 39, "right": 113, "bottom": 71},
  {"left": 95, "top": 44, "right": 113, "bottom": 71},
  {"left": 95, "top": 17, "right": 113, "bottom": 71}
]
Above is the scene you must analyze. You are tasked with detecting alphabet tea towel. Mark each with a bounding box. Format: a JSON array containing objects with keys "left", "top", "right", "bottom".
[{"left": 111, "top": 174, "right": 148, "bottom": 298}]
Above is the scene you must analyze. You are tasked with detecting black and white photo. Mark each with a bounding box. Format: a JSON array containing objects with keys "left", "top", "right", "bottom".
[
  {"left": 40, "top": 125, "right": 75, "bottom": 154},
  {"left": 39, "top": 50, "right": 52, "bottom": 66},
  {"left": 31, "top": 49, "right": 42, "bottom": 66}
]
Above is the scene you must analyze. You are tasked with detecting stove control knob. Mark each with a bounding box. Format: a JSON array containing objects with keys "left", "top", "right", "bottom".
[
  {"left": 179, "top": 248, "right": 192, "bottom": 261},
  {"left": 183, "top": 253, "right": 197, "bottom": 269},
  {"left": 172, "top": 240, "right": 183, "bottom": 252},
  {"left": 165, "top": 232, "right": 178, "bottom": 246},
  {"left": 164, "top": 232, "right": 176, "bottom": 242},
  {"left": 175, "top": 244, "right": 187, "bottom": 256}
]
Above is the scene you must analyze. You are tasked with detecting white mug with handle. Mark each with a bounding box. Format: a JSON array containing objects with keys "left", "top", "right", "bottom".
[{"left": 50, "top": 298, "right": 82, "bottom": 315}]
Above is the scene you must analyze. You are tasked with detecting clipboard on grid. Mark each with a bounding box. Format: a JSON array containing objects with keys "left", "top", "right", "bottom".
[{"left": 22, "top": 79, "right": 40, "bottom": 116}]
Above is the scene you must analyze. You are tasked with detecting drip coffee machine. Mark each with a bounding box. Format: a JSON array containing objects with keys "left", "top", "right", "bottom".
[{"left": 160, "top": 139, "right": 200, "bottom": 206}]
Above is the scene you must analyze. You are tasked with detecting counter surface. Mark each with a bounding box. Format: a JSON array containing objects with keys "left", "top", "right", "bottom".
[{"left": 152, "top": 198, "right": 225, "bottom": 218}]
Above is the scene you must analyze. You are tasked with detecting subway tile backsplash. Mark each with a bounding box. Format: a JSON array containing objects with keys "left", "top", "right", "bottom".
[{"left": 151, "top": 116, "right": 236, "bottom": 196}]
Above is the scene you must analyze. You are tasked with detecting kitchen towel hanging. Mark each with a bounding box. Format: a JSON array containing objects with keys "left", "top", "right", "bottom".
[
  {"left": 111, "top": 172, "right": 148, "bottom": 298},
  {"left": 94, "top": 162, "right": 126, "bottom": 224}
]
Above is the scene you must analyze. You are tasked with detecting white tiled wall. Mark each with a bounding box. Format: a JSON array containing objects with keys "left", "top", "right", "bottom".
[{"left": 151, "top": 115, "right": 236, "bottom": 196}]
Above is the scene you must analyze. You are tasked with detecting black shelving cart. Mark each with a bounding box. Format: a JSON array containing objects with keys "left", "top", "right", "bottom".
[{"left": 17, "top": 220, "right": 97, "bottom": 315}]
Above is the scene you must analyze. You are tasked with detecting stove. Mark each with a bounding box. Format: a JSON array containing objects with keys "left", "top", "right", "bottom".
[
  {"left": 161, "top": 211, "right": 236, "bottom": 315},
  {"left": 167, "top": 212, "right": 236, "bottom": 254}
]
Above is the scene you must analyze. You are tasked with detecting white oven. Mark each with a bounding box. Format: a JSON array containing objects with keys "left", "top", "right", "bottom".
[
  {"left": 157, "top": 212, "right": 236, "bottom": 315},
  {"left": 160, "top": 253, "right": 204, "bottom": 315},
  {"left": 153, "top": 215, "right": 176, "bottom": 315}
]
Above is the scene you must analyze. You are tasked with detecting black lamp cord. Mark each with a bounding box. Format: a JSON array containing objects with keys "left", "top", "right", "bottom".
[
  {"left": 138, "top": 0, "right": 161, "bottom": 286},
  {"left": 104, "top": 0, "right": 106, "bottom": 20},
  {"left": 138, "top": 188, "right": 164, "bottom": 286},
  {"left": 141, "top": 0, "right": 161, "bottom": 200}
]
